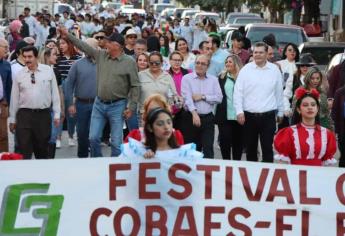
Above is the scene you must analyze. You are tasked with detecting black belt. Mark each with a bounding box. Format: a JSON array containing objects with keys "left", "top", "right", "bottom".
[
  {"left": 76, "top": 97, "right": 95, "bottom": 103},
  {"left": 20, "top": 108, "right": 50, "bottom": 112},
  {"left": 245, "top": 110, "right": 276, "bottom": 117},
  {"left": 98, "top": 97, "right": 125, "bottom": 104},
  {"left": 198, "top": 112, "right": 213, "bottom": 118}
]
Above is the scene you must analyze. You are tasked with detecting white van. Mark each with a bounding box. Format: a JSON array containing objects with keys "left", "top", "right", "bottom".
[{"left": 153, "top": 3, "right": 175, "bottom": 15}]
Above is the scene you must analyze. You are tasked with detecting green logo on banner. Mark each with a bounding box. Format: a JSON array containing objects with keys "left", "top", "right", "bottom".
[{"left": 0, "top": 183, "right": 64, "bottom": 236}]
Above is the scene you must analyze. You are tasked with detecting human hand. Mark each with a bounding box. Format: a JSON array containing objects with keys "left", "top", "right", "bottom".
[
  {"left": 144, "top": 149, "right": 155, "bottom": 159},
  {"left": 68, "top": 105, "right": 76, "bottom": 116},
  {"left": 237, "top": 113, "right": 245, "bottom": 125},
  {"left": 284, "top": 110, "right": 292, "bottom": 117},
  {"left": 192, "top": 111, "right": 201, "bottom": 127},
  {"left": 192, "top": 94, "right": 203, "bottom": 102},
  {"left": 9, "top": 123, "right": 16, "bottom": 133},
  {"left": 123, "top": 109, "right": 133, "bottom": 119},
  {"left": 276, "top": 116, "right": 283, "bottom": 124},
  {"left": 54, "top": 119, "right": 60, "bottom": 127}
]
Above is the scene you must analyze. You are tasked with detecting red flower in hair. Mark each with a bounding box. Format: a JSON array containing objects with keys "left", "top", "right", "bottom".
[{"left": 295, "top": 87, "right": 320, "bottom": 100}]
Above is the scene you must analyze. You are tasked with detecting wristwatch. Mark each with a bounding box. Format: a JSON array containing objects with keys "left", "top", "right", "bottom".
[{"left": 202, "top": 95, "right": 206, "bottom": 101}]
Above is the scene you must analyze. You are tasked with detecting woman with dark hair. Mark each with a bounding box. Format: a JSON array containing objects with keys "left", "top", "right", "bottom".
[
  {"left": 146, "top": 35, "right": 160, "bottom": 52},
  {"left": 159, "top": 35, "right": 169, "bottom": 57},
  {"left": 55, "top": 37, "right": 81, "bottom": 148},
  {"left": 141, "top": 27, "right": 152, "bottom": 39},
  {"left": 175, "top": 37, "right": 195, "bottom": 70},
  {"left": 166, "top": 30, "right": 175, "bottom": 53},
  {"left": 277, "top": 43, "right": 299, "bottom": 86},
  {"left": 274, "top": 87, "right": 337, "bottom": 166},
  {"left": 120, "top": 108, "right": 201, "bottom": 159},
  {"left": 138, "top": 51, "right": 177, "bottom": 115}
]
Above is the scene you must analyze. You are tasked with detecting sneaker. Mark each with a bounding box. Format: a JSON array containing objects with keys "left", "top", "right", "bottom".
[
  {"left": 56, "top": 140, "right": 61, "bottom": 149},
  {"left": 68, "top": 138, "right": 76, "bottom": 147}
]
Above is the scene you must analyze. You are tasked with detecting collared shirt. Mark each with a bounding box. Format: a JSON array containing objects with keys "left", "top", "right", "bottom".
[
  {"left": 9, "top": 64, "right": 61, "bottom": 123},
  {"left": 24, "top": 15, "right": 37, "bottom": 37},
  {"left": 208, "top": 48, "right": 229, "bottom": 77},
  {"left": 229, "top": 48, "right": 251, "bottom": 65},
  {"left": 0, "top": 59, "right": 12, "bottom": 103},
  {"left": 65, "top": 57, "right": 97, "bottom": 107},
  {"left": 181, "top": 72, "right": 223, "bottom": 114},
  {"left": 233, "top": 61, "right": 284, "bottom": 117},
  {"left": 67, "top": 33, "right": 140, "bottom": 112},
  {"left": 138, "top": 69, "right": 177, "bottom": 112}
]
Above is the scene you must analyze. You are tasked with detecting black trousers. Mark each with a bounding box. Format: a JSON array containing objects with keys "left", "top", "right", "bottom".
[
  {"left": 218, "top": 120, "right": 244, "bottom": 160},
  {"left": 339, "top": 120, "right": 345, "bottom": 168},
  {"left": 244, "top": 111, "right": 276, "bottom": 162},
  {"left": 16, "top": 108, "right": 51, "bottom": 159},
  {"left": 179, "top": 110, "right": 215, "bottom": 159}
]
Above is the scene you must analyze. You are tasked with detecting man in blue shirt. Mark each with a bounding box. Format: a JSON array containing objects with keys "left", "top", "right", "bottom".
[{"left": 0, "top": 38, "right": 12, "bottom": 152}]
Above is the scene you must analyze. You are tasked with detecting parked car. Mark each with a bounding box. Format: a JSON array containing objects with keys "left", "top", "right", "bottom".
[
  {"left": 299, "top": 42, "right": 345, "bottom": 71},
  {"left": 226, "top": 12, "right": 261, "bottom": 24},
  {"left": 232, "top": 17, "right": 265, "bottom": 25},
  {"left": 172, "top": 8, "right": 192, "bottom": 19},
  {"left": 181, "top": 9, "right": 201, "bottom": 20},
  {"left": 119, "top": 8, "right": 146, "bottom": 20},
  {"left": 153, "top": 3, "right": 175, "bottom": 15},
  {"left": 159, "top": 8, "right": 175, "bottom": 21},
  {"left": 241, "top": 23, "right": 308, "bottom": 52},
  {"left": 194, "top": 12, "right": 221, "bottom": 26},
  {"left": 324, "top": 53, "right": 345, "bottom": 77}
]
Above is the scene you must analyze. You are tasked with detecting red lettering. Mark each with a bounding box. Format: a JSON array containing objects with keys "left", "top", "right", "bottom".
[
  {"left": 204, "top": 207, "right": 225, "bottom": 236},
  {"left": 300, "top": 171, "right": 321, "bottom": 205},
  {"left": 336, "top": 174, "right": 345, "bottom": 205},
  {"left": 168, "top": 163, "right": 192, "bottom": 200},
  {"left": 139, "top": 162, "right": 161, "bottom": 199},
  {"left": 89, "top": 208, "right": 112, "bottom": 236},
  {"left": 227, "top": 207, "right": 252, "bottom": 236},
  {"left": 239, "top": 167, "right": 269, "bottom": 201},
  {"left": 276, "top": 209, "right": 296, "bottom": 236},
  {"left": 109, "top": 164, "right": 131, "bottom": 200},
  {"left": 113, "top": 207, "right": 140, "bottom": 236},
  {"left": 225, "top": 167, "right": 232, "bottom": 200},
  {"left": 146, "top": 206, "right": 167, "bottom": 236},
  {"left": 172, "top": 206, "right": 198, "bottom": 236},
  {"left": 337, "top": 213, "right": 345, "bottom": 236},
  {"left": 266, "top": 169, "right": 294, "bottom": 204},
  {"left": 196, "top": 165, "right": 220, "bottom": 199},
  {"left": 302, "top": 211, "right": 309, "bottom": 236}
]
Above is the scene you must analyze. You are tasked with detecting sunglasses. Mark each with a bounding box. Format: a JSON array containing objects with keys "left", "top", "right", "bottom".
[
  {"left": 127, "top": 35, "right": 137, "bottom": 39},
  {"left": 149, "top": 61, "right": 161, "bottom": 66},
  {"left": 31, "top": 73, "right": 35, "bottom": 84},
  {"left": 95, "top": 36, "right": 105, "bottom": 40}
]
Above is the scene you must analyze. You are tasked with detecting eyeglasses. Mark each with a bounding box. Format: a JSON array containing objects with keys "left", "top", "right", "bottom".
[
  {"left": 195, "top": 61, "right": 208, "bottom": 67},
  {"left": 31, "top": 73, "right": 35, "bottom": 84},
  {"left": 149, "top": 61, "right": 161, "bottom": 66},
  {"left": 95, "top": 36, "right": 105, "bottom": 40}
]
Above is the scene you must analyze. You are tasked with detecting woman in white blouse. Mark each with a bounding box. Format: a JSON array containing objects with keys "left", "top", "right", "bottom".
[
  {"left": 138, "top": 51, "right": 177, "bottom": 115},
  {"left": 175, "top": 38, "right": 196, "bottom": 70},
  {"left": 277, "top": 43, "right": 299, "bottom": 87}
]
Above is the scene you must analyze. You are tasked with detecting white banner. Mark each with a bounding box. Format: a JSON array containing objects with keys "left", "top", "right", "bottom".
[{"left": 0, "top": 155, "right": 345, "bottom": 236}]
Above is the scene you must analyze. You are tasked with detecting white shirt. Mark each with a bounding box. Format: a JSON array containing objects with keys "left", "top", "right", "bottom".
[
  {"left": 80, "top": 21, "right": 96, "bottom": 37},
  {"left": 10, "top": 60, "right": 25, "bottom": 81},
  {"left": 181, "top": 25, "right": 193, "bottom": 48},
  {"left": 182, "top": 52, "right": 196, "bottom": 71},
  {"left": 25, "top": 15, "right": 37, "bottom": 37},
  {"left": 277, "top": 59, "right": 297, "bottom": 87},
  {"left": 234, "top": 61, "right": 284, "bottom": 117},
  {"left": 9, "top": 64, "right": 61, "bottom": 123},
  {"left": 283, "top": 74, "right": 305, "bottom": 112}
]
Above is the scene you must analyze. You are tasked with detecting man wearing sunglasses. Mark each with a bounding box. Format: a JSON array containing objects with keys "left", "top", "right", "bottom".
[
  {"left": 9, "top": 46, "right": 61, "bottom": 159},
  {"left": 124, "top": 28, "right": 137, "bottom": 57},
  {"left": 58, "top": 26, "right": 140, "bottom": 157},
  {"left": 93, "top": 30, "right": 106, "bottom": 49}
]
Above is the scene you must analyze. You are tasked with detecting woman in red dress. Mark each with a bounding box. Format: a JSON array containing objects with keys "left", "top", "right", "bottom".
[{"left": 274, "top": 87, "right": 337, "bottom": 166}]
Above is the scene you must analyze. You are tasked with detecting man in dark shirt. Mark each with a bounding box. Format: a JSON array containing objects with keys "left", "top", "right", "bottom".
[{"left": 0, "top": 38, "right": 12, "bottom": 152}]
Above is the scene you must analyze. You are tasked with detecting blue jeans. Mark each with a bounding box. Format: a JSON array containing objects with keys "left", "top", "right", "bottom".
[
  {"left": 49, "top": 110, "right": 59, "bottom": 144},
  {"left": 89, "top": 97, "right": 127, "bottom": 157},
  {"left": 126, "top": 111, "right": 139, "bottom": 131},
  {"left": 60, "top": 80, "right": 76, "bottom": 138},
  {"left": 76, "top": 100, "right": 93, "bottom": 157}
]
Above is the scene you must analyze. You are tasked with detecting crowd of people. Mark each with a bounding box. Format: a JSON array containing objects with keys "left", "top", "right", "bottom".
[{"left": 0, "top": 6, "right": 344, "bottom": 168}]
